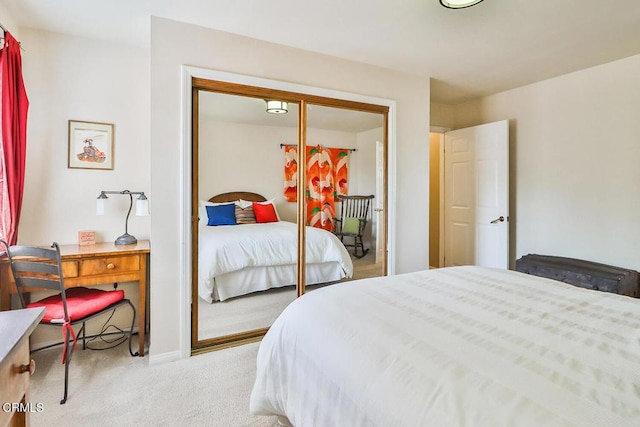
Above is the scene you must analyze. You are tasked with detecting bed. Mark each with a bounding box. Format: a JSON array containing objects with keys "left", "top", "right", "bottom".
[
  {"left": 198, "top": 191, "right": 353, "bottom": 303},
  {"left": 250, "top": 265, "right": 640, "bottom": 426}
]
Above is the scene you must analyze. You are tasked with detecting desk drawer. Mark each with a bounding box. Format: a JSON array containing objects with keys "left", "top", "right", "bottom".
[
  {"left": 62, "top": 260, "right": 79, "bottom": 278},
  {"left": 0, "top": 336, "right": 29, "bottom": 426},
  {"left": 80, "top": 256, "right": 140, "bottom": 276}
]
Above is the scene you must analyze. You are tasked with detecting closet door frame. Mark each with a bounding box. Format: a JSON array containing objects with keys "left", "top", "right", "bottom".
[{"left": 182, "top": 66, "right": 396, "bottom": 355}]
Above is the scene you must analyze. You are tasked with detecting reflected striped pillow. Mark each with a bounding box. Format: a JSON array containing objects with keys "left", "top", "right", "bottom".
[{"left": 235, "top": 205, "right": 257, "bottom": 224}]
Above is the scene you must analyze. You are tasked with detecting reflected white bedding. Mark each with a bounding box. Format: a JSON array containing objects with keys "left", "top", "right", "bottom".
[
  {"left": 250, "top": 266, "right": 640, "bottom": 426},
  {"left": 198, "top": 222, "right": 353, "bottom": 302}
]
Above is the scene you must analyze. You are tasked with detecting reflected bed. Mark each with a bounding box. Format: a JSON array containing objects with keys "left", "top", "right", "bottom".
[
  {"left": 198, "top": 192, "right": 353, "bottom": 303},
  {"left": 250, "top": 266, "right": 640, "bottom": 426}
]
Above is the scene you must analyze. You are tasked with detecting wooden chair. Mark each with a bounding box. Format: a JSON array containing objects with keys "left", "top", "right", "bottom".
[
  {"left": 333, "top": 195, "right": 375, "bottom": 258},
  {"left": 0, "top": 240, "right": 137, "bottom": 404}
]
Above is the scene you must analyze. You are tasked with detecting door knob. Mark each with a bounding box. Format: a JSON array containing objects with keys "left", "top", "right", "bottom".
[{"left": 490, "top": 216, "right": 505, "bottom": 224}]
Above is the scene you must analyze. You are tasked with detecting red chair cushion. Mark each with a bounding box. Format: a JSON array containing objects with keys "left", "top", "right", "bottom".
[{"left": 27, "top": 288, "right": 125, "bottom": 323}]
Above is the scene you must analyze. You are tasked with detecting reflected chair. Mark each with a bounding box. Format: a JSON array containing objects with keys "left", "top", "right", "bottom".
[
  {"left": 0, "top": 240, "right": 137, "bottom": 404},
  {"left": 333, "top": 195, "right": 375, "bottom": 258}
]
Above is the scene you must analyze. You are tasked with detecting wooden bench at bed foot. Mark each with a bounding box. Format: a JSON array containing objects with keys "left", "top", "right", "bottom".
[{"left": 515, "top": 254, "right": 639, "bottom": 297}]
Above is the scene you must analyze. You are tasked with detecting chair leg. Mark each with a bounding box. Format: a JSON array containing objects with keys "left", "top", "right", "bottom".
[
  {"left": 127, "top": 300, "right": 138, "bottom": 357},
  {"left": 61, "top": 327, "right": 74, "bottom": 405},
  {"left": 81, "top": 322, "right": 86, "bottom": 350},
  {"left": 353, "top": 235, "right": 369, "bottom": 259}
]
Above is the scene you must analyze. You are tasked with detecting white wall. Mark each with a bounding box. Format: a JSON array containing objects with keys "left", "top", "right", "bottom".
[
  {"left": 430, "top": 101, "right": 455, "bottom": 129},
  {"left": 453, "top": 53, "right": 640, "bottom": 271},
  {"left": 15, "top": 28, "right": 150, "bottom": 345},
  {"left": 150, "top": 17, "right": 430, "bottom": 359},
  {"left": 0, "top": 5, "right": 20, "bottom": 40},
  {"left": 20, "top": 29, "right": 150, "bottom": 246},
  {"left": 199, "top": 118, "right": 361, "bottom": 223}
]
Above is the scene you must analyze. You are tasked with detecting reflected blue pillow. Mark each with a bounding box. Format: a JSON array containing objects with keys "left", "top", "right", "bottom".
[{"left": 206, "top": 203, "right": 237, "bottom": 226}]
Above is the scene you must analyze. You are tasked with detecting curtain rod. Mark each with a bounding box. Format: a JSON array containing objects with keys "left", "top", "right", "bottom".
[
  {"left": 0, "top": 22, "right": 25, "bottom": 51},
  {"left": 280, "top": 143, "right": 357, "bottom": 152}
]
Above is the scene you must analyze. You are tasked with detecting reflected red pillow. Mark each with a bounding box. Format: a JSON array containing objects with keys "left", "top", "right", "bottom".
[{"left": 253, "top": 202, "right": 279, "bottom": 223}]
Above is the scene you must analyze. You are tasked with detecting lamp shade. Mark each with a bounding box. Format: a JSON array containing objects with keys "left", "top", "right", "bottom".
[
  {"left": 96, "top": 197, "right": 106, "bottom": 216},
  {"left": 440, "top": 0, "right": 484, "bottom": 8},
  {"left": 135, "top": 195, "right": 149, "bottom": 216},
  {"left": 266, "top": 100, "right": 288, "bottom": 114}
]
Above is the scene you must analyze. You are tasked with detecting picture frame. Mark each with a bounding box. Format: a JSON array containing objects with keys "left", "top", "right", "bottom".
[{"left": 68, "top": 120, "right": 114, "bottom": 170}]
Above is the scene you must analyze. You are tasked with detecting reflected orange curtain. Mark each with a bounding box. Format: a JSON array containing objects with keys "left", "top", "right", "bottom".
[{"left": 283, "top": 144, "right": 349, "bottom": 231}]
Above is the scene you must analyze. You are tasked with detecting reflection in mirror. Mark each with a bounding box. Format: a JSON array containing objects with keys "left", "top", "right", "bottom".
[
  {"left": 195, "top": 91, "right": 300, "bottom": 343},
  {"left": 191, "top": 80, "right": 390, "bottom": 352},
  {"left": 304, "top": 104, "right": 387, "bottom": 287}
]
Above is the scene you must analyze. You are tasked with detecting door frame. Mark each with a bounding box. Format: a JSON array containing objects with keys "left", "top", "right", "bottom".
[
  {"left": 180, "top": 66, "right": 397, "bottom": 357},
  {"left": 430, "top": 126, "right": 450, "bottom": 268}
]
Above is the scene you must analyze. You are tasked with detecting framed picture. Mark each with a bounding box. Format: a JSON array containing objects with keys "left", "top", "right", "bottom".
[{"left": 68, "top": 120, "right": 114, "bottom": 170}]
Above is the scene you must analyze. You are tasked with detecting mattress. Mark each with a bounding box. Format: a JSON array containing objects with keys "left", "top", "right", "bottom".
[
  {"left": 250, "top": 266, "right": 640, "bottom": 426},
  {"left": 198, "top": 221, "right": 353, "bottom": 302}
]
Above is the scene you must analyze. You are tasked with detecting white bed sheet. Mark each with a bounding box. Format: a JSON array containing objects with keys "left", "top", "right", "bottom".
[
  {"left": 250, "top": 266, "right": 640, "bottom": 426},
  {"left": 211, "top": 262, "right": 346, "bottom": 302},
  {"left": 198, "top": 221, "right": 353, "bottom": 302}
]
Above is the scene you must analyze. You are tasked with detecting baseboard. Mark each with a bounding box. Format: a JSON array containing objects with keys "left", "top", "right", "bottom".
[{"left": 148, "top": 349, "right": 182, "bottom": 366}]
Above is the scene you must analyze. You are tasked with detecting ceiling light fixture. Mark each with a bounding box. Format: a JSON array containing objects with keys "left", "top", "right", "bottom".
[
  {"left": 265, "top": 100, "right": 288, "bottom": 114},
  {"left": 439, "top": 0, "right": 484, "bottom": 9}
]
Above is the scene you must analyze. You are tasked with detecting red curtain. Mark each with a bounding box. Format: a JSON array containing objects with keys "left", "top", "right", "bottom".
[{"left": 0, "top": 32, "right": 29, "bottom": 245}]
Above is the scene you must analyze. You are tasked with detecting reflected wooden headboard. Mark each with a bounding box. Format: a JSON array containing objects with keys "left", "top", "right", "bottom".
[{"left": 208, "top": 191, "right": 266, "bottom": 203}]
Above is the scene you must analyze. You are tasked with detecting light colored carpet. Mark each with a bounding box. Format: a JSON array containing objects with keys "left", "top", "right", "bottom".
[
  {"left": 198, "top": 251, "right": 383, "bottom": 340},
  {"left": 29, "top": 341, "right": 279, "bottom": 427},
  {"left": 198, "top": 287, "right": 296, "bottom": 339}
]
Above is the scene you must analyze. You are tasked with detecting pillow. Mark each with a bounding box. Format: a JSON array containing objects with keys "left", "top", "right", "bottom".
[
  {"left": 199, "top": 200, "right": 237, "bottom": 225},
  {"left": 342, "top": 217, "right": 361, "bottom": 234},
  {"left": 235, "top": 205, "right": 257, "bottom": 224},
  {"left": 247, "top": 199, "right": 281, "bottom": 220},
  {"left": 206, "top": 204, "right": 237, "bottom": 226},
  {"left": 253, "top": 202, "right": 279, "bottom": 223},
  {"left": 237, "top": 199, "right": 253, "bottom": 209}
]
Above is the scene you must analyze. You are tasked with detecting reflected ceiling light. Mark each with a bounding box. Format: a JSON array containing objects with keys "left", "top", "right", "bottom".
[
  {"left": 265, "top": 100, "right": 288, "bottom": 114},
  {"left": 440, "top": 0, "right": 484, "bottom": 8}
]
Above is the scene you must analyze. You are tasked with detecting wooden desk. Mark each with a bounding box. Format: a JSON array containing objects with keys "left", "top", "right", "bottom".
[
  {"left": 0, "top": 241, "right": 150, "bottom": 357},
  {"left": 0, "top": 308, "right": 44, "bottom": 427}
]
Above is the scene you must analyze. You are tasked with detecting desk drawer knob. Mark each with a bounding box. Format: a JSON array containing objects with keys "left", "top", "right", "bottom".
[
  {"left": 17, "top": 359, "right": 36, "bottom": 375},
  {"left": 106, "top": 263, "right": 115, "bottom": 270}
]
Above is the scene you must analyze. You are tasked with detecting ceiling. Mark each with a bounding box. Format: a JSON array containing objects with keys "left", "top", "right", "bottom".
[{"left": 5, "top": 0, "right": 640, "bottom": 104}]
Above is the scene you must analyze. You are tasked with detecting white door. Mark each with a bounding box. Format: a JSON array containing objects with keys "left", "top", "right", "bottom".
[
  {"left": 375, "top": 140, "right": 384, "bottom": 263},
  {"left": 444, "top": 120, "right": 509, "bottom": 268}
]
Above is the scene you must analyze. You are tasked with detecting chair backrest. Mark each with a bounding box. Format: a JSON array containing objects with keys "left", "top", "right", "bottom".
[
  {"left": 337, "top": 195, "right": 375, "bottom": 232},
  {"left": 1, "top": 240, "right": 66, "bottom": 316}
]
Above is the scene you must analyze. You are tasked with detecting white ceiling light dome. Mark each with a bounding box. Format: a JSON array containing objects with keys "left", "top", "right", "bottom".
[
  {"left": 440, "top": 0, "right": 485, "bottom": 9},
  {"left": 265, "top": 100, "right": 288, "bottom": 114}
]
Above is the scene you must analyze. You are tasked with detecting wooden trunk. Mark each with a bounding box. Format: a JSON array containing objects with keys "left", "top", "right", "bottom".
[{"left": 515, "top": 254, "right": 639, "bottom": 297}]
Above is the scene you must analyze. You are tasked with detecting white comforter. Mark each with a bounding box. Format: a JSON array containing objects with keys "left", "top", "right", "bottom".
[
  {"left": 198, "top": 221, "right": 353, "bottom": 302},
  {"left": 250, "top": 266, "right": 640, "bottom": 427}
]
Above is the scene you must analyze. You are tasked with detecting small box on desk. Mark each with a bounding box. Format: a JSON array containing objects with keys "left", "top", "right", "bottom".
[{"left": 78, "top": 231, "right": 96, "bottom": 246}]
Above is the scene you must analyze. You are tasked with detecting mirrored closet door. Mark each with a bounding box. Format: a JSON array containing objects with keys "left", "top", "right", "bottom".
[
  {"left": 304, "top": 103, "right": 387, "bottom": 287},
  {"left": 191, "top": 77, "right": 390, "bottom": 353}
]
